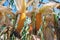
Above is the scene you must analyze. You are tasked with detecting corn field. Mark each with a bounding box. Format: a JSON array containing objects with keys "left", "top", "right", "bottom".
[{"left": 0, "top": 0, "right": 60, "bottom": 40}]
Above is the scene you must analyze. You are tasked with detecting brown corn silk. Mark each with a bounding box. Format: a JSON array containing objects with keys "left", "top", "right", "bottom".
[
  {"left": 16, "top": 0, "right": 26, "bottom": 32},
  {"left": 35, "top": 13, "right": 42, "bottom": 31},
  {"left": 35, "top": 7, "right": 52, "bottom": 31}
]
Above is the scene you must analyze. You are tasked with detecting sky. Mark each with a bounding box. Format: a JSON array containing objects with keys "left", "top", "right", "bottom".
[{"left": 2, "top": 0, "right": 60, "bottom": 14}]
